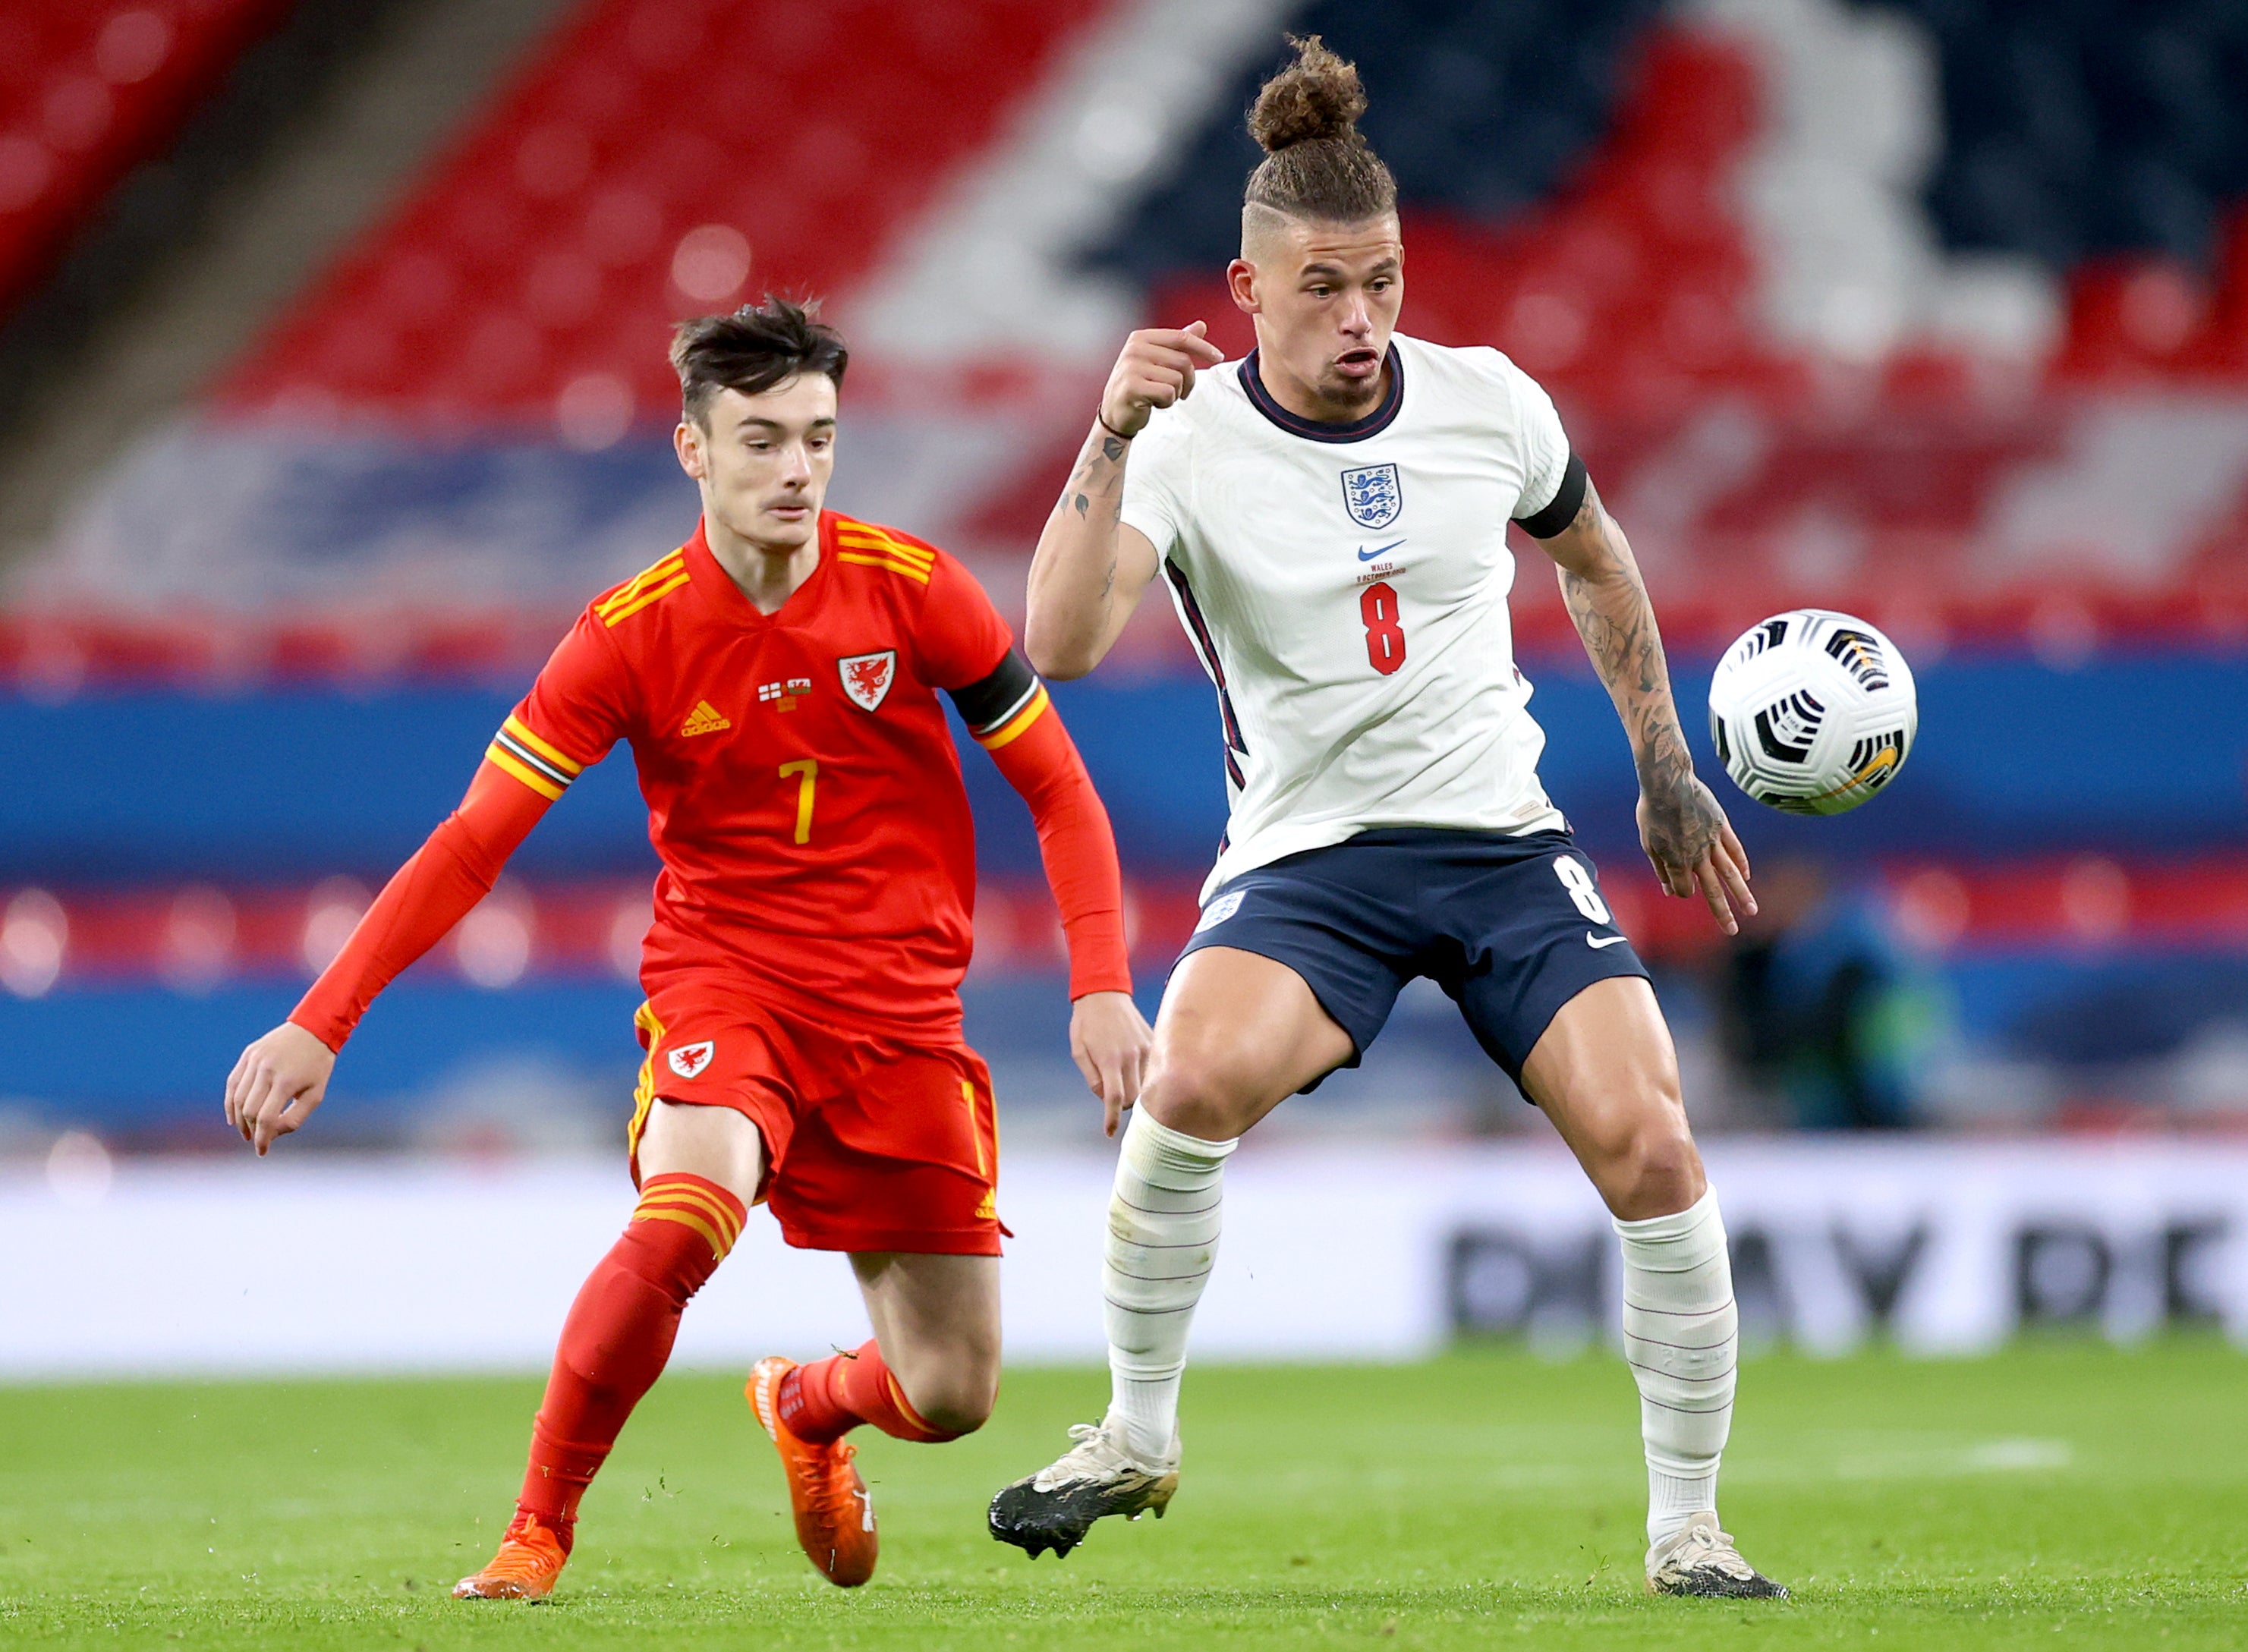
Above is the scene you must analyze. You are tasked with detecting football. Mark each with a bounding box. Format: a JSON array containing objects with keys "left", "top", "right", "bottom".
[{"left": 1707, "top": 609, "right": 1918, "bottom": 815}]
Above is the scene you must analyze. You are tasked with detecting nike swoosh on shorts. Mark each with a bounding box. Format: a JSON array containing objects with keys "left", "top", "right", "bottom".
[{"left": 1587, "top": 932, "right": 1630, "bottom": 949}]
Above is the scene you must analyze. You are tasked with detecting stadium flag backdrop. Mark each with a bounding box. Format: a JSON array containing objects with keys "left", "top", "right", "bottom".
[{"left": 2, "top": 1140, "right": 2242, "bottom": 1377}]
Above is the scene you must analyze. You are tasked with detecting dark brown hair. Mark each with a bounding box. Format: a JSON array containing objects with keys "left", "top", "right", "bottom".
[
  {"left": 669, "top": 297, "right": 848, "bottom": 425},
  {"left": 1243, "top": 36, "right": 1396, "bottom": 225}
]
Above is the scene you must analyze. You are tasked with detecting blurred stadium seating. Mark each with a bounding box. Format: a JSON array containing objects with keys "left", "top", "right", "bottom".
[
  {"left": 0, "top": 0, "right": 2242, "bottom": 1150},
  {"left": 0, "top": 1, "right": 297, "bottom": 319}
]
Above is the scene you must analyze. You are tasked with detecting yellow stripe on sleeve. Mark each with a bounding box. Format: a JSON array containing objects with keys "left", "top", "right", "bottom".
[
  {"left": 840, "top": 530, "right": 935, "bottom": 568},
  {"left": 976, "top": 684, "right": 1050, "bottom": 750},
  {"left": 836, "top": 552, "right": 932, "bottom": 584},
  {"left": 833, "top": 518, "right": 927, "bottom": 544},
  {"left": 501, "top": 715, "right": 582, "bottom": 776},
  {"left": 601, "top": 570, "right": 692, "bottom": 625},
  {"left": 485, "top": 743, "right": 566, "bottom": 800},
  {"left": 594, "top": 551, "right": 686, "bottom": 618},
  {"left": 836, "top": 528, "right": 934, "bottom": 564}
]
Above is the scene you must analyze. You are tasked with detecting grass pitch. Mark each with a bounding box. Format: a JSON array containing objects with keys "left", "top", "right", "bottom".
[{"left": 1, "top": 1342, "right": 2243, "bottom": 1650}]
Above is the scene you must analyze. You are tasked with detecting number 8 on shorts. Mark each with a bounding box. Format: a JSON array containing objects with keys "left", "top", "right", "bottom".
[{"left": 1553, "top": 855, "right": 1613, "bottom": 924}]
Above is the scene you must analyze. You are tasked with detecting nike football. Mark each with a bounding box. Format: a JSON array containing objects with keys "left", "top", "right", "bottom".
[{"left": 1707, "top": 609, "right": 1917, "bottom": 816}]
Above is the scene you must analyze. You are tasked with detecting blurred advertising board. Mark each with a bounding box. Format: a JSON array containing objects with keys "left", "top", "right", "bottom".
[{"left": 0, "top": 1140, "right": 2240, "bottom": 1377}]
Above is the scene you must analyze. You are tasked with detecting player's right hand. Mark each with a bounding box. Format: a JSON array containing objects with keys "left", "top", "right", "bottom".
[
  {"left": 1098, "top": 322, "right": 1226, "bottom": 439},
  {"left": 1069, "top": 990, "right": 1153, "bottom": 1138},
  {"left": 225, "top": 1020, "right": 335, "bottom": 1156}
]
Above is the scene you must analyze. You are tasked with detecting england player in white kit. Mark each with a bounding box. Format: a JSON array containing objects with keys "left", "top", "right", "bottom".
[
  {"left": 1140, "top": 325, "right": 1575, "bottom": 898},
  {"left": 988, "top": 39, "right": 1783, "bottom": 1600}
]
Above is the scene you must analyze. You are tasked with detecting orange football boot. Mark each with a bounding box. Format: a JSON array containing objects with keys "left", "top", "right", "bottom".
[
  {"left": 748, "top": 1355, "right": 879, "bottom": 1587},
  {"left": 452, "top": 1510, "right": 570, "bottom": 1600}
]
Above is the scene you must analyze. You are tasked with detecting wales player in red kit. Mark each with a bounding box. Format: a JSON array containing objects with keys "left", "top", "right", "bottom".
[{"left": 222, "top": 301, "right": 1151, "bottom": 1597}]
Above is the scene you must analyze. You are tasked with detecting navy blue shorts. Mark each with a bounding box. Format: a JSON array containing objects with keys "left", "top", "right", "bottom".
[{"left": 1176, "top": 828, "right": 1650, "bottom": 1091}]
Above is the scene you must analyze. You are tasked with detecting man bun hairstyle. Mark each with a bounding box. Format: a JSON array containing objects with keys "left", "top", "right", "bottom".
[
  {"left": 670, "top": 296, "right": 848, "bottom": 426},
  {"left": 1243, "top": 35, "right": 1396, "bottom": 226}
]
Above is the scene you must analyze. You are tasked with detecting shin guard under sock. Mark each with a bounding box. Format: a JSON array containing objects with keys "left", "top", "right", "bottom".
[
  {"left": 1104, "top": 1108, "right": 1237, "bottom": 1462},
  {"left": 516, "top": 1173, "right": 746, "bottom": 1530},
  {"left": 1615, "top": 1187, "right": 1737, "bottom": 1547}
]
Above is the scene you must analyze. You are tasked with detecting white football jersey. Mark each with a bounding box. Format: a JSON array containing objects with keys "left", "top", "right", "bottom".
[{"left": 1119, "top": 331, "right": 1577, "bottom": 901}]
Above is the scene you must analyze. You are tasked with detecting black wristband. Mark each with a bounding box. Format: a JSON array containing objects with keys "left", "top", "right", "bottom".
[{"left": 1095, "top": 408, "right": 1134, "bottom": 442}]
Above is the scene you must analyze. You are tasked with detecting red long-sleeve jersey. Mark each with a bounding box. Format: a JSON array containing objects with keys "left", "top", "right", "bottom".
[{"left": 292, "top": 511, "right": 1132, "bottom": 1047}]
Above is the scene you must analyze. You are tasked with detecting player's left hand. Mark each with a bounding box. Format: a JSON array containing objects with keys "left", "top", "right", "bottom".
[
  {"left": 1069, "top": 990, "right": 1152, "bottom": 1138},
  {"left": 1638, "top": 775, "right": 1755, "bottom": 935}
]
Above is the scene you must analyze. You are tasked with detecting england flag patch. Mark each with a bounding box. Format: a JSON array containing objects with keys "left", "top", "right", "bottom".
[{"left": 1340, "top": 461, "right": 1402, "bottom": 530}]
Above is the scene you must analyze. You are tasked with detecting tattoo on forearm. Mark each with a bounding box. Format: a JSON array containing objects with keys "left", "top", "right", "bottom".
[
  {"left": 1033, "top": 423, "right": 1135, "bottom": 642},
  {"left": 1058, "top": 429, "right": 1128, "bottom": 528},
  {"left": 1557, "top": 483, "right": 1724, "bottom": 870}
]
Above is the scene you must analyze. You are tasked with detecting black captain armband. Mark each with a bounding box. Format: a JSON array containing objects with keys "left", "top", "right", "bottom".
[
  {"left": 1513, "top": 452, "right": 1589, "bottom": 540},
  {"left": 946, "top": 648, "right": 1045, "bottom": 742}
]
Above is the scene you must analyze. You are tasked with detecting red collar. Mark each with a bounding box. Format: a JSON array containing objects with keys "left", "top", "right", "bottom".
[{"left": 682, "top": 512, "right": 833, "bottom": 625}]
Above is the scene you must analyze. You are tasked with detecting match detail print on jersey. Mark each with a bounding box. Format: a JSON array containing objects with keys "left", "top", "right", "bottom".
[{"left": 486, "top": 713, "right": 584, "bottom": 801}]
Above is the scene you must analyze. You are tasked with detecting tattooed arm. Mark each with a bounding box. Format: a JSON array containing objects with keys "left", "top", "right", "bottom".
[
  {"left": 1025, "top": 323, "right": 1223, "bottom": 678},
  {"left": 1540, "top": 478, "right": 1756, "bottom": 933}
]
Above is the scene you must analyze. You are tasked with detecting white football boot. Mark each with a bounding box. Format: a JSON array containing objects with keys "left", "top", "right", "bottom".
[
  {"left": 1645, "top": 1512, "right": 1790, "bottom": 1599},
  {"left": 987, "top": 1417, "right": 1179, "bottom": 1559}
]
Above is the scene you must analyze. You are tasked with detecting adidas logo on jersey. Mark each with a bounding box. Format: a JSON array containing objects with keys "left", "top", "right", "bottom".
[{"left": 681, "top": 700, "right": 732, "bottom": 737}]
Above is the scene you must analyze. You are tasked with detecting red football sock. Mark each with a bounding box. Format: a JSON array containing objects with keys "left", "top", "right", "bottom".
[
  {"left": 515, "top": 1173, "right": 747, "bottom": 1534},
  {"left": 776, "top": 1337, "right": 960, "bottom": 1445}
]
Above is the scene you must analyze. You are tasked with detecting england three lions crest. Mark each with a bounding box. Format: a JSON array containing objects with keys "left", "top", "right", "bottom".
[
  {"left": 1341, "top": 462, "right": 1402, "bottom": 530},
  {"left": 838, "top": 650, "right": 896, "bottom": 711}
]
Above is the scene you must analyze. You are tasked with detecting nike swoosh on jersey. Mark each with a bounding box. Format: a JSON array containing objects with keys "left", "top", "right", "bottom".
[
  {"left": 1355, "top": 539, "right": 1406, "bottom": 562},
  {"left": 1587, "top": 932, "right": 1631, "bottom": 949}
]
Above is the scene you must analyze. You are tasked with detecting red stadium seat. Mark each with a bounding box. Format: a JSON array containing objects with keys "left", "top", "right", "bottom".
[
  {"left": 0, "top": 0, "right": 293, "bottom": 321},
  {"left": 218, "top": 0, "right": 1108, "bottom": 426}
]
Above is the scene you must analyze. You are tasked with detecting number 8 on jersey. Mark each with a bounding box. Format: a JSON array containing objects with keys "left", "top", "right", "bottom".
[{"left": 1359, "top": 581, "right": 1406, "bottom": 676}]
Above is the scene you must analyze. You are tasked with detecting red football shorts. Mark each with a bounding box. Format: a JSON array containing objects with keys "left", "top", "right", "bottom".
[{"left": 625, "top": 973, "right": 1002, "bottom": 1256}]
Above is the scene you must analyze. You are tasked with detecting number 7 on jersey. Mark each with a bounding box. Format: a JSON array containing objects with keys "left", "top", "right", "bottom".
[{"left": 779, "top": 759, "right": 817, "bottom": 845}]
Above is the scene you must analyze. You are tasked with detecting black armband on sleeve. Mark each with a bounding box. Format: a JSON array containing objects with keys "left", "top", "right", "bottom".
[
  {"left": 945, "top": 647, "right": 1042, "bottom": 738},
  {"left": 1514, "top": 451, "right": 1588, "bottom": 540}
]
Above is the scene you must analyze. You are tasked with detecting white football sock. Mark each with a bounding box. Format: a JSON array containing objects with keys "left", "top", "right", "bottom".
[
  {"left": 1104, "top": 1108, "right": 1238, "bottom": 1462},
  {"left": 1614, "top": 1186, "right": 1737, "bottom": 1547}
]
